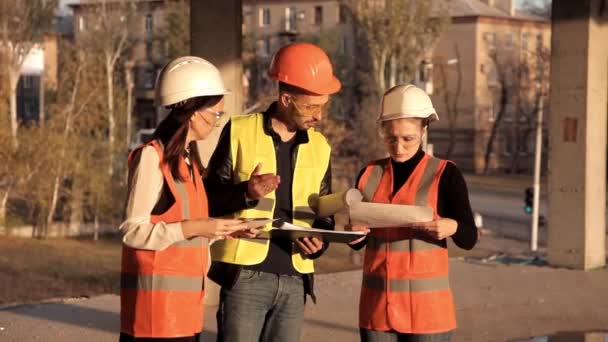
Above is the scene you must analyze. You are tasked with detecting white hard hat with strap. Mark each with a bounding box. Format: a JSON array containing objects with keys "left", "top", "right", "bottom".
[
  {"left": 156, "top": 56, "right": 230, "bottom": 107},
  {"left": 378, "top": 84, "right": 439, "bottom": 123}
]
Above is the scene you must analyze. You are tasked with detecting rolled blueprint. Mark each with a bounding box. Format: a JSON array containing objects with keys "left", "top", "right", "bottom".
[{"left": 317, "top": 188, "right": 363, "bottom": 217}]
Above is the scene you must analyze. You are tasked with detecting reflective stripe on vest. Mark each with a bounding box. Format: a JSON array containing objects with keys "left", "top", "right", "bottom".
[
  {"left": 210, "top": 112, "right": 331, "bottom": 274},
  {"left": 120, "top": 140, "right": 209, "bottom": 338},
  {"left": 357, "top": 154, "right": 456, "bottom": 334}
]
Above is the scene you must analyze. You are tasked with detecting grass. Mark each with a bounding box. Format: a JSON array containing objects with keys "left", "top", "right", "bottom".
[
  {"left": 0, "top": 235, "right": 122, "bottom": 306},
  {"left": 0, "top": 232, "right": 495, "bottom": 306}
]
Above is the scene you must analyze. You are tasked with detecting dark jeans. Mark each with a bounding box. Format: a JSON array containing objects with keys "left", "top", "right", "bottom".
[
  {"left": 119, "top": 332, "right": 201, "bottom": 342},
  {"left": 360, "top": 329, "right": 452, "bottom": 342},
  {"left": 216, "top": 269, "right": 305, "bottom": 342}
]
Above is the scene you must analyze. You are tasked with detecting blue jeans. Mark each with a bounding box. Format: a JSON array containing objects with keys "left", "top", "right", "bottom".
[
  {"left": 216, "top": 270, "right": 305, "bottom": 342},
  {"left": 360, "top": 329, "right": 452, "bottom": 342}
]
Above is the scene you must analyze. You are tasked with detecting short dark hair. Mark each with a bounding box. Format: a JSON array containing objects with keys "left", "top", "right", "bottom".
[{"left": 278, "top": 82, "right": 317, "bottom": 96}]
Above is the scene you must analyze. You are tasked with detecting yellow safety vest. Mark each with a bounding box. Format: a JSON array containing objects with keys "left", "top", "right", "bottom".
[{"left": 210, "top": 112, "right": 331, "bottom": 274}]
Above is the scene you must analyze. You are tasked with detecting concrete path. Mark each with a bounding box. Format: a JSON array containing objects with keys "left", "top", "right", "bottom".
[{"left": 1, "top": 236, "right": 608, "bottom": 342}]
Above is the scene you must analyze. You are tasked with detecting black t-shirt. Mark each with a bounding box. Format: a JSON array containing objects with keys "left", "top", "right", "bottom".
[{"left": 244, "top": 131, "right": 303, "bottom": 276}]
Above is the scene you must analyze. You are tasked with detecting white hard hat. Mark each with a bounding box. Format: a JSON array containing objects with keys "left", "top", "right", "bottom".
[
  {"left": 156, "top": 56, "right": 231, "bottom": 107},
  {"left": 377, "top": 84, "right": 439, "bottom": 123}
]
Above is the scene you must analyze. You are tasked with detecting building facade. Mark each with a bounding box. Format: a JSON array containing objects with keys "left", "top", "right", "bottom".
[
  {"left": 243, "top": 0, "right": 550, "bottom": 174},
  {"left": 427, "top": 0, "right": 551, "bottom": 174}
]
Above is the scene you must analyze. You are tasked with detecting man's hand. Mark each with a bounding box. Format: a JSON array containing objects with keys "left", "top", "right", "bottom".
[
  {"left": 344, "top": 224, "right": 369, "bottom": 245},
  {"left": 413, "top": 218, "right": 458, "bottom": 240},
  {"left": 296, "top": 237, "right": 324, "bottom": 256},
  {"left": 247, "top": 163, "right": 280, "bottom": 200}
]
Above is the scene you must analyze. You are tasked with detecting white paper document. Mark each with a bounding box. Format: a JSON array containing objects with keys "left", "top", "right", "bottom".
[
  {"left": 349, "top": 201, "right": 433, "bottom": 228},
  {"left": 317, "top": 188, "right": 434, "bottom": 228}
]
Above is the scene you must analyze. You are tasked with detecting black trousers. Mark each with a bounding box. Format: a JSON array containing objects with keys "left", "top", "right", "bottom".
[{"left": 119, "top": 332, "right": 201, "bottom": 342}]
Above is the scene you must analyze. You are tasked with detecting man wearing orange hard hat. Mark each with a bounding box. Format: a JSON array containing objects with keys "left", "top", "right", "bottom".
[{"left": 204, "top": 42, "right": 341, "bottom": 342}]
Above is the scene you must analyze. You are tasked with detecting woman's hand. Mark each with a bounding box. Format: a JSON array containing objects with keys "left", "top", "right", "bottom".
[
  {"left": 182, "top": 218, "right": 248, "bottom": 239},
  {"left": 413, "top": 218, "right": 458, "bottom": 240},
  {"left": 345, "top": 224, "right": 370, "bottom": 245},
  {"left": 229, "top": 228, "right": 261, "bottom": 239}
]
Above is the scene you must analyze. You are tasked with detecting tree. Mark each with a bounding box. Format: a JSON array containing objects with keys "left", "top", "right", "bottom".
[
  {"left": 340, "top": 0, "right": 449, "bottom": 162},
  {"left": 44, "top": 42, "right": 99, "bottom": 231},
  {"left": 344, "top": 0, "right": 449, "bottom": 97},
  {"left": 0, "top": 0, "right": 58, "bottom": 147},
  {"left": 481, "top": 40, "right": 550, "bottom": 174},
  {"left": 434, "top": 45, "right": 463, "bottom": 160},
  {"left": 78, "top": 0, "right": 136, "bottom": 175}
]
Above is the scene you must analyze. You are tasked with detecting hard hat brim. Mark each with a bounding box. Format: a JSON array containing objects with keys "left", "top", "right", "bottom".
[
  {"left": 276, "top": 75, "right": 341, "bottom": 96},
  {"left": 377, "top": 112, "right": 439, "bottom": 123},
  {"left": 160, "top": 87, "right": 232, "bottom": 107}
]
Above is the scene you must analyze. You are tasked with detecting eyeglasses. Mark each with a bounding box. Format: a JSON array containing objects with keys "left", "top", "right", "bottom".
[
  {"left": 289, "top": 96, "right": 330, "bottom": 117},
  {"left": 203, "top": 108, "right": 227, "bottom": 127}
]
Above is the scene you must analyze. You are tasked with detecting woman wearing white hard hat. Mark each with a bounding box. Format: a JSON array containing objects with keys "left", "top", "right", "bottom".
[
  {"left": 119, "top": 56, "right": 254, "bottom": 341},
  {"left": 346, "top": 84, "right": 478, "bottom": 342}
]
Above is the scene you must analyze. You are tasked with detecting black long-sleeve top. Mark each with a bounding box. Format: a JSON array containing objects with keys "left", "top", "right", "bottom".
[{"left": 352, "top": 148, "right": 478, "bottom": 250}]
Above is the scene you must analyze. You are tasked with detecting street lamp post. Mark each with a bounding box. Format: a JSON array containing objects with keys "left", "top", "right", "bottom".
[{"left": 531, "top": 91, "right": 544, "bottom": 252}]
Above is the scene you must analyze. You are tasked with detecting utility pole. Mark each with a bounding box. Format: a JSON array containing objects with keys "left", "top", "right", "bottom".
[{"left": 531, "top": 93, "right": 543, "bottom": 252}]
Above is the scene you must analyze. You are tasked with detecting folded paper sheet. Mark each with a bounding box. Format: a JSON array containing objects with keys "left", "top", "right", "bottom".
[{"left": 317, "top": 188, "right": 433, "bottom": 228}]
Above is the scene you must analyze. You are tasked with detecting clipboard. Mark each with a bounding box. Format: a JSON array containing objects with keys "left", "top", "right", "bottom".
[{"left": 257, "top": 222, "right": 366, "bottom": 244}]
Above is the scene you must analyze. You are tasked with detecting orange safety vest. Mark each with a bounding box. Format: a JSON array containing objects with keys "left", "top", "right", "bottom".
[
  {"left": 120, "top": 140, "right": 209, "bottom": 338},
  {"left": 357, "top": 154, "right": 456, "bottom": 334}
]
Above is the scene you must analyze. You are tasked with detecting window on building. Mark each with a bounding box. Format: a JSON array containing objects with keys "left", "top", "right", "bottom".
[
  {"left": 502, "top": 136, "right": 514, "bottom": 156},
  {"left": 285, "top": 7, "right": 297, "bottom": 31},
  {"left": 339, "top": 35, "right": 347, "bottom": 55},
  {"left": 259, "top": 8, "right": 271, "bottom": 27},
  {"left": 143, "top": 69, "right": 155, "bottom": 90},
  {"left": 339, "top": 4, "right": 348, "bottom": 24},
  {"left": 22, "top": 76, "right": 33, "bottom": 90},
  {"left": 488, "top": 105, "right": 496, "bottom": 122},
  {"left": 536, "top": 33, "right": 544, "bottom": 49},
  {"left": 506, "top": 33, "right": 514, "bottom": 48},
  {"left": 522, "top": 33, "right": 530, "bottom": 51},
  {"left": 23, "top": 101, "right": 37, "bottom": 122},
  {"left": 256, "top": 38, "right": 271, "bottom": 57},
  {"left": 484, "top": 32, "right": 496, "bottom": 50},
  {"left": 314, "top": 6, "right": 323, "bottom": 25},
  {"left": 79, "top": 16, "right": 86, "bottom": 32},
  {"left": 145, "top": 14, "right": 153, "bottom": 33}
]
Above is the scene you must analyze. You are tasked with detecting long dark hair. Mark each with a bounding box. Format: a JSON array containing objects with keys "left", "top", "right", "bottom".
[{"left": 152, "top": 95, "right": 223, "bottom": 181}]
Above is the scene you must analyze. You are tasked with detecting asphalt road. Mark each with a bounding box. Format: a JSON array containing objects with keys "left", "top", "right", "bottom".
[{"left": 467, "top": 186, "right": 548, "bottom": 243}]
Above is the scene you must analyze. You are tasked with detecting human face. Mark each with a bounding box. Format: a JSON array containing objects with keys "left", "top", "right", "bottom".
[
  {"left": 285, "top": 93, "right": 330, "bottom": 129},
  {"left": 190, "top": 98, "right": 226, "bottom": 140},
  {"left": 381, "top": 118, "right": 426, "bottom": 162}
]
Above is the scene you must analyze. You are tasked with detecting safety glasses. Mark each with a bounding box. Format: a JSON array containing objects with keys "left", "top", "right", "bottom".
[
  {"left": 202, "top": 108, "right": 227, "bottom": 127},
  {"left": 289, "top": 96, "right": 331, "bottom": 117}
]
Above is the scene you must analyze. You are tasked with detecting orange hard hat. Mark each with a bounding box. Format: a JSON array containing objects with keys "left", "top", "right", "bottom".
[{"left": 268, "top": 43, "right": 341, "bottom": 95}]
